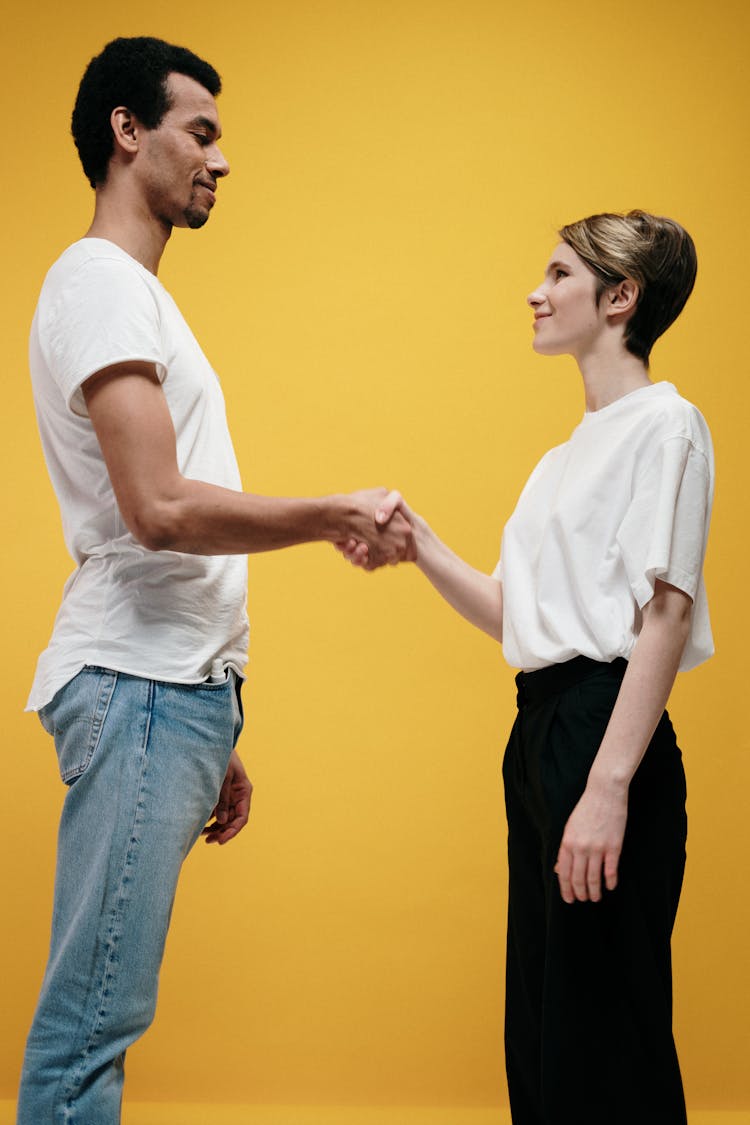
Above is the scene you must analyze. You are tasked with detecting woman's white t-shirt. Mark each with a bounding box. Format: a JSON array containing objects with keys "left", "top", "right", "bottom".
[
  {"left": 27, "top": 239, "right": 249, "bottom": 711},
  {"left": 495, "top": 382, "right": 714, "bottom": 672}
]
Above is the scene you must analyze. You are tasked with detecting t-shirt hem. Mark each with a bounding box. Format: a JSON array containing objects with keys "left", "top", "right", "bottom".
[{"left": 26, "top": 658, "right": 248, "bottom": 713}]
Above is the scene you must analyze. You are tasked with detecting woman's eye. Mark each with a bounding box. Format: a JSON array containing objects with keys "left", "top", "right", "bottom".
[{"left": 554, "top": 269, "right": 568, "bottom": 280}]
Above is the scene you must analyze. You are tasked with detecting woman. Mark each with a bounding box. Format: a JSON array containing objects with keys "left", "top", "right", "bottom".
[{"left": 341, "top": 211, "right": 714, "bottom": 1124}]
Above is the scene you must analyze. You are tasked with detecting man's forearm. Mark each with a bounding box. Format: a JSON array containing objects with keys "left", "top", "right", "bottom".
[
  {"left": 132, "top": 480, "right": 410, "bottom": 565},
  {"left": 135, "top": 481, "right": 348, "bottom": 553}
]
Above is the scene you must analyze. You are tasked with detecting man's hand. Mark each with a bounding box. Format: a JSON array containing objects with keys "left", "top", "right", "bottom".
[
  {"left": 203, "top": 749, "right": 253, "bottom": 845},
  {"left": 337, "top": 489, "right": 417, "bottom": 569},
  {"left": 554, "top": 776, "right": 629, "bottom": 903}
]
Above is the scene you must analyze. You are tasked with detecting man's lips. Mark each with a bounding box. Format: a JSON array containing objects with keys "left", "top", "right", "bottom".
[{"left": 195, "top": 180, "right": 217, "bottom": 203}]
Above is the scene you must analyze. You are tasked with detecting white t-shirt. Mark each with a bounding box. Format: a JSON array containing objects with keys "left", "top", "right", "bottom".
[
  {"left": 495, "top": 382, "right": 714, "bottom": 672},
  {"left": 27, "top": 238, "right": 249, "bottom": 711}
]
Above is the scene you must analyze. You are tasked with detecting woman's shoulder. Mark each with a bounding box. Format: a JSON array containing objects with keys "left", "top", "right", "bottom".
[{"left": 643, "top": 383, "right": 712, "bottom": 455}]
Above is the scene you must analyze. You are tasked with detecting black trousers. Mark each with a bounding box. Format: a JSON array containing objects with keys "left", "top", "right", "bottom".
[{"left": 503, "top": 656, "right": 688, "bottom": 1125}]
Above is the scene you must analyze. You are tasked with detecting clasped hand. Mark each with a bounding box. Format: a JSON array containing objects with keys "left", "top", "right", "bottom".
[{"left": 338, "top": 488, "right": 416, "bottom": 570}]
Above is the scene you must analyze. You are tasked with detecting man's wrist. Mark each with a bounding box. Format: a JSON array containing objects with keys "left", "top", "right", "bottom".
[{"left": 316, "top": 493, "right": 354, "bottom": 544}]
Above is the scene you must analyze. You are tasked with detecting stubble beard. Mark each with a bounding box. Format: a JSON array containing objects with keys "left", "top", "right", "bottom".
[{"left": 184, "top": 206, "right": 210, "bottom": 229}]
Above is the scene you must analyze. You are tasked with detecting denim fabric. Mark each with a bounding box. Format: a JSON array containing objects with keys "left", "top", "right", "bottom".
[{"left": 17, "top": 666, "right": 244, "bottom": 1125}]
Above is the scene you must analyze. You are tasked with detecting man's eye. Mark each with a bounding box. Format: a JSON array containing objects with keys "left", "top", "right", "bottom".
[{"left": 192, "top": 133, "right": 210, "bottom": 146}]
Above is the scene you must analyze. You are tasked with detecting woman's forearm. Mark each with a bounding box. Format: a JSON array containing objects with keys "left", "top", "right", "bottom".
[
  {"left": 555, "top": 579, "right": 693, "bottom": 903},
  {"left": 588, "top": 580, "right": 692, "bottom": 791},
  {"left": 411, "top": 514, "right": 503, "bottom": 641}
]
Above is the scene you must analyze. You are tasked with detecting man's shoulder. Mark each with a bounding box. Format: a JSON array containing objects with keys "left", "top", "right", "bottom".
[
  {"left": 38, "top": 239, "right": 169, "bottom": 334},
  {"left": 45, "top": 238, "right": 151, "bottom": 289}
]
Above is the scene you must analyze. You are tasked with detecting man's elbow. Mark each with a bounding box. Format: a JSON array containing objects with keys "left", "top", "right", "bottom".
[{"left": 128, "top": 500, "right": 185, "bottom": 552}]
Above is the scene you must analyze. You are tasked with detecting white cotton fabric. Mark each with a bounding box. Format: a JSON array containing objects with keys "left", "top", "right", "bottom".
[
  {"left": 495, "top": 382, "right": 714, "bottom": 672},
  {"left": 27, "top": 238, "right": 249, "bottom": 711}
]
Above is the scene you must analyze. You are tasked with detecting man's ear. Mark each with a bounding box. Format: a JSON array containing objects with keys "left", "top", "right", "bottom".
[
  {"left": 110, "top": 106, "right": 140, "bottom": 157},
  {"left": 605, "top": 278, "right": 639, "bottom": 320}
]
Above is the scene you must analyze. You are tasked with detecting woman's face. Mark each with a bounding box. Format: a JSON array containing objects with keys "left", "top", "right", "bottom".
[{"left": 527, "top": 242, "right": 607, "bottom": 359}]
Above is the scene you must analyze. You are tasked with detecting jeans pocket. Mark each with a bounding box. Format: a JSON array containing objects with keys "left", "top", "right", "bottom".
[
  {"left": 232, "top": 673, "right": 245, "bottom": 747},
  {"left": 43, "top": 667, "right": 118, "bottom": 784}
]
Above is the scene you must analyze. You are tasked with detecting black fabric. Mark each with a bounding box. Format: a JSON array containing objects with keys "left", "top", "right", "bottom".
[{"left": 503, "top": 657, "right": 688, "bottom": 1125}]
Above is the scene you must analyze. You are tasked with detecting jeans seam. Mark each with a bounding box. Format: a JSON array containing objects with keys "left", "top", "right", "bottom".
[{"left": 59, "top": 679, "right": 155, "bottom": 1119}]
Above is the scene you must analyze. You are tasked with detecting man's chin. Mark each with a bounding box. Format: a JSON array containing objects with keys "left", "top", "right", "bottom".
[{"left": 184, "top": 207, "right": 210, "bottom": 230}]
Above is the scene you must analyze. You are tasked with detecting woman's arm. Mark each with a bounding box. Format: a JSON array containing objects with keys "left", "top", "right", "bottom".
[
  {"left": 340, "top": 491, "right": 503, "bottom": 641},
  {"left": 554, "top": 579, "right": 692, "bottom": 904}
]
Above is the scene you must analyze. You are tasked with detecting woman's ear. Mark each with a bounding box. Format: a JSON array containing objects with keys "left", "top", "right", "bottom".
[{"left": 605, "top": 278, "right": 639, "bottom": 320}]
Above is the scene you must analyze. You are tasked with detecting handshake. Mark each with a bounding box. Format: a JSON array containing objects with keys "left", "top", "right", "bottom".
[{"left": 334, "top": 487, "right": 419, "bottom": 571}]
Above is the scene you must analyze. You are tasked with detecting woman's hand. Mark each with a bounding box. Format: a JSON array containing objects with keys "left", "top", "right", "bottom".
[
  {"left": 554, "top": 580, "right": 692, "bottom": 904},
  {"left": 554, "top": 775, "right": 629, "bottom": 903}
]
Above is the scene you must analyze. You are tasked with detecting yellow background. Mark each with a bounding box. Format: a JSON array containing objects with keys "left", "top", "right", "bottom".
[{"left": 2, "top": 0, "right": 748, "bottom": 1116}]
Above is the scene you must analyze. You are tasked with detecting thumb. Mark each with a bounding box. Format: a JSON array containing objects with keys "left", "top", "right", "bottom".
[{"left": 376, "top": 490, "right": 407, "bottom": 525}]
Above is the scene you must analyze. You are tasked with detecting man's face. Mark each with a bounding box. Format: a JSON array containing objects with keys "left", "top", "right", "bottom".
[{"left": 137, "top": 72, "right": 230, "bottom": 231}]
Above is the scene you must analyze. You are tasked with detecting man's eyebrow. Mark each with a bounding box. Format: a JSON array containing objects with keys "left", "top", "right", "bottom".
[{"left": 188, "top": 115, "right": 221, "bottom": 138}]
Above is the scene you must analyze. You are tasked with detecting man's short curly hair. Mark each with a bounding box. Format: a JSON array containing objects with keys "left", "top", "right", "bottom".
[{"left": 72, "top": 36, "right": 221, "bottom": 189}]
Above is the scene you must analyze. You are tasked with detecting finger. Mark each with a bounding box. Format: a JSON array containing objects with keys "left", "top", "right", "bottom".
[
  {"left": 234, "top": 779, "right": 252, "bottom": 829},
  {"left": 586, "top": 853, "right": 604, "bottom": 902},
  {"left": 603, "top": 847, "right": 620, "bottom": 892},
  {"left": 203, "top": 800, "right": 247, "bottom": 845},
  {"left": 570, "top": 851, "right": 589, "bottom": 902},
  {"left": 215, "top": 792, "right": 251, "bottom": 844},
  {"left": 214, "top": 774, "right": 231, "bottom": 824},
  {"left": 375, "top": 490, "right": 403, "bottom": 525},
  {"left": 350, "top": 542, "right": 370, "bottom": 567},
  {"left": 555, "top": 847, "right": 574, "bottom": 904}
]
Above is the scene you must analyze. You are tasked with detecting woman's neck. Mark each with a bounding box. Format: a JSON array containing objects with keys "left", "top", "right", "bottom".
[{"left": 577, "top": 342, "right": 651, "bottom": 412}]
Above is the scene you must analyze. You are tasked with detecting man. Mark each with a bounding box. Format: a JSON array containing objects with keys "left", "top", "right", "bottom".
[{"left": 19, "top": 36, "right": 412, "bottom": 1124}]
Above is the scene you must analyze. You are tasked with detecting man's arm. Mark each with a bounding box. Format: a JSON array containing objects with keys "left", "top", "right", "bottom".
[
  {"left": 83, "top": 363, "right": 413, "bottom": 565},
  {"left": 554, "top": 579, "right": 692, "bottom": 904}
]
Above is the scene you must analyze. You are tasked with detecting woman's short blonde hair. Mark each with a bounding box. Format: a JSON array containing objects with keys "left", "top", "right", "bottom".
[{"left": 559, "top": 210, "right": 697, "bottom": 366}]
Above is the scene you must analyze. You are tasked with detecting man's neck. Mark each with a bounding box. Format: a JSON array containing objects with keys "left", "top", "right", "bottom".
[{"left": 85, "top": 191, "right": 171, "bottom": 275}]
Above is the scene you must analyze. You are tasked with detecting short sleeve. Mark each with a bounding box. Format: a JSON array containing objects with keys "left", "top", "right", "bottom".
[
  {"left": 616, "top": 436, "right": 712, "bottom": 607},
  {"left": 44, "top": 257, "right": 167, "bottom": 417}
]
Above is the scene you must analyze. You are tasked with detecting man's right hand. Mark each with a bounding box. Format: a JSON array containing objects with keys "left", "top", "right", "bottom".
[{"left": 338, "top": 488, "right": 416, "bottom": 569}]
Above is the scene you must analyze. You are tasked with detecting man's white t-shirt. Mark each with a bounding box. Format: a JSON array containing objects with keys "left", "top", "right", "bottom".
[
  {"left": 495, "top": 382, "right": 714, "bottom": 672},
  {"left": 27, "top": 238, "right": 249, "bottom": 711}
]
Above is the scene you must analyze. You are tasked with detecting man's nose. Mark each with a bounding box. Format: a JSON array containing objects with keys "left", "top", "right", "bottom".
[{"left": 206, "top": 145, "right": 230, "bottom": 179}]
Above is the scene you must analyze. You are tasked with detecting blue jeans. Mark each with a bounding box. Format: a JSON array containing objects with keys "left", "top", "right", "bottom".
[{"left": 17, "top": 666, "right": 244, "bottom": 1125}]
